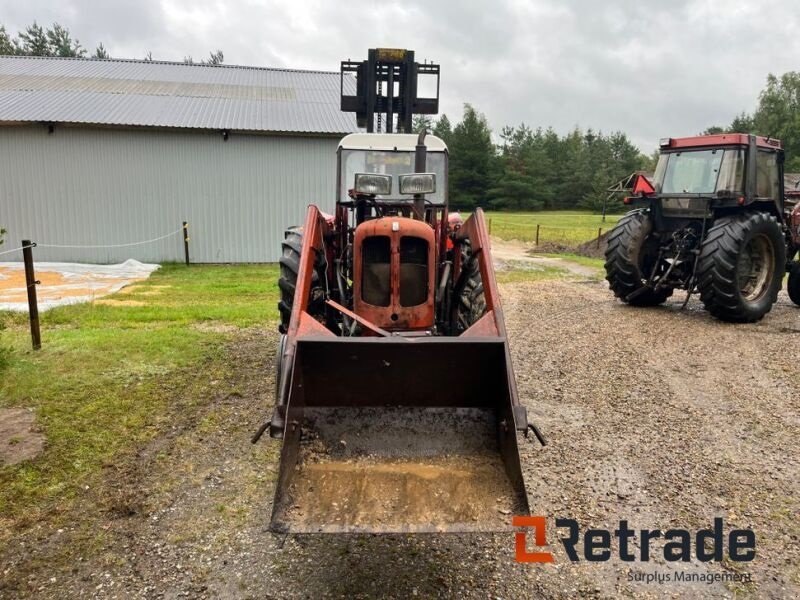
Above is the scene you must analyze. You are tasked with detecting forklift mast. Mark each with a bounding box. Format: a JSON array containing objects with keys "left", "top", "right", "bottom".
[{"left": 340, "top": 48, "right": 440, "bottom": 133}]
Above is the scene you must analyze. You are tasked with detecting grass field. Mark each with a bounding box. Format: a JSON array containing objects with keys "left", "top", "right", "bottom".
[
  {"left": 479, "top": 210, "right": 624, "bottom": 245},
  {"left": 0, "top": 264, "right": 279, "bottom": 529}
]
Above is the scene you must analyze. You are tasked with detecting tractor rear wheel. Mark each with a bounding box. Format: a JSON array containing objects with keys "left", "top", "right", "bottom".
[
  {"left": 277, "top": 227, "right": 325, "bottom": 333},
  {"left": 696, "top": 212, "right": 785, "bottom": 322},
  {"left": 604, "top": 210, "right": 673, "bottom": 306},
  {"left": 787, "top": 264, "right": 800, "bottom": 306}
]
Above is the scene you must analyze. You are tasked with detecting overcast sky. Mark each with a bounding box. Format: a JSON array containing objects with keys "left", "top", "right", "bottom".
[{"left": 3, "top": 0, "right": 799, "bottom": 151}]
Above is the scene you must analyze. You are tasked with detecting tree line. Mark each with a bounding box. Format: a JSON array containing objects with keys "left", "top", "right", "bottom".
[
  {"left": 414, "top": 108, "right": 652, "bottom": 212},
  {"left": 0, "top": 22, "right": 223, "bottom": 64},
  {"left": 704, "top": 72, "right": 800, "bottom": 172},
  {"left": 418, "top": 67, "right": 800, "bottom": 212}
]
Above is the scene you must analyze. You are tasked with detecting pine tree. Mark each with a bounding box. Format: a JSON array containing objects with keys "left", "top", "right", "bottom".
[
  {"left": 0, "top": 26, "right": 14, "bottom": 55},
  {"left": 412, "top": 114, "right": 434, "bottom": 134},
  {"left": 433, "top": 114, "right": 453, "bottom": 146},
  {"left": 47, "top": 23, "right": 85, "bottom": 57},
  {"left": 448, "top": 105, "right": 497, "bottom": 209},
  {"left": 92, "top": 43, "right": 110, "bottom": 59},
  {"left": 203, "top": 50, "right": 224, "bottom": 65},
  {"left": 16, "top": 22, "right": 50, "bottom": 56}
]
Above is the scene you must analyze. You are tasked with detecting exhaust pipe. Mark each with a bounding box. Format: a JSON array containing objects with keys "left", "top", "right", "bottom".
[{"left": 412, "top": 130, "right": 427, "bottom": 220}]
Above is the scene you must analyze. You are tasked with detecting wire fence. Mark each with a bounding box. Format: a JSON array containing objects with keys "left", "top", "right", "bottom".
[
  {"left": 0, "top": 227, "right": 185, "bottom": 256},
  {"left": 0, "top": 243, "right": 36, "bottom": 257},
  {"left": 486, "top": 220, "right": 608, "bottom": 248},
  {"left": 0, "top": 223, "right": 190, "bottom": 350},
  {"left": 533, "top": 226, "right": 606, "bottom": 247}
]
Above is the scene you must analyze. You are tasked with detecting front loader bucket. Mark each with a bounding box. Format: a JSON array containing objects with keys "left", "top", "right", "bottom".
[{"left": 269, "top": 337, "right": 530, "bottom": 534}]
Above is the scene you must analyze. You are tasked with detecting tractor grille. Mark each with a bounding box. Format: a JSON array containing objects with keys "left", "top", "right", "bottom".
[
  {"left": 400, "top": 236, "right": 428, "bottom": 307},
  {"left": 362, "top": 236, "right": 391, "bottom": 306}
]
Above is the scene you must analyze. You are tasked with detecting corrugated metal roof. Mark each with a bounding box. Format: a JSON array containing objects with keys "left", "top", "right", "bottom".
[{"left": 0, "top": 56, "right": 358, "bottom": 134}]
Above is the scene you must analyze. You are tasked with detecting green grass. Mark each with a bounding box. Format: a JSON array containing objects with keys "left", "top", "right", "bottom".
[
  {"left": 0, "top": 263, "right": 279, "bottom": 526},
  {"left": 535, "top": 253, "right": 606, "bottom": 271},
  {"left": 479, "top": 210, "right": 624, "bottom": 244},
  {"left": 495, "top": 263, "right": 572, "bottom": 284}
]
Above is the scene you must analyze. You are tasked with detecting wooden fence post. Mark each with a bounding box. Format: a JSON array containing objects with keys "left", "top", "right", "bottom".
[
  {"left": 22, "top": 240, "right": 41, "bottom": 350},
  {"left": 183, "top": 222, "right": 190, "bottom": 266},
  {"left": 535, "top": 224, "right": 540, "bottom": 246},
  {"left": 597, "top": 227, "right": 602, "bottom": 249}
]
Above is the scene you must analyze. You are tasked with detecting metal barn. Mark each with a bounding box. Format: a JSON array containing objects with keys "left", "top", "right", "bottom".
[{"left": 0, "top": 56, "right": 357, "bottom": 263}]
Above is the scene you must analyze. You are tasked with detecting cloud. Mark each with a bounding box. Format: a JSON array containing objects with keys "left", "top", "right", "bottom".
[{"left": 2, "top": 0, "right": 799, "bottom": 151}]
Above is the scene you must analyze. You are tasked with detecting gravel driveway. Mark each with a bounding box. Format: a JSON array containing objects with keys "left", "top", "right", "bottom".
[{"left": 2, "top": 278, "right": 798, "bottom": 599}]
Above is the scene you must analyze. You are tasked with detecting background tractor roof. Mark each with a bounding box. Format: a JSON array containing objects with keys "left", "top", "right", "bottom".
[{"left": 663, "top": 134, "right": 782, "bottom": 151}]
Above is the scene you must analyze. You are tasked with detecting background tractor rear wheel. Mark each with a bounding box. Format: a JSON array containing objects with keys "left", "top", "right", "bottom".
[
  {"left": 696, "top": 212, "right": 785, "bottom": 322},
  {"left": 604, "top": 210, "right": 673, "bottom": 306},
  {"left": 787, "top": 264, "right": 800, "bottom": 306},
  {"left": 277, "top": 227, "right": 325, "bottom": 333}
]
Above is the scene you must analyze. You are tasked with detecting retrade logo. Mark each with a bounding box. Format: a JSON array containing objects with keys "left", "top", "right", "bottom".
[
  {"left": 512, "top": 516, "right": 554, "bottom": 563},
  {"left": 514, "top": 517, "right": 755, "bottom": 564}
]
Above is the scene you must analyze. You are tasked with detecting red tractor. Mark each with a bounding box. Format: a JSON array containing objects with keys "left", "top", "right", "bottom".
[
  {"left": 606, "top": 134, "right": 791, "bottom": 322},
  {"left": 254, "top": 49, "right": 540, "bottom": 534}
]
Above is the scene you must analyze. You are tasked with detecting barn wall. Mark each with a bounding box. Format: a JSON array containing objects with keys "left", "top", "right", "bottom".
[{"left": 0, "top": 125, "right": 340, "bottom": 263}]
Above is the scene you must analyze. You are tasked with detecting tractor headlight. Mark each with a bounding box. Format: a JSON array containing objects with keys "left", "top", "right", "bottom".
[
  {"left": 354, "top": 173, "right": 392, "bottom": 195},
  {"left": 399, "top": 173, "right": 436, "bottom": 195}
]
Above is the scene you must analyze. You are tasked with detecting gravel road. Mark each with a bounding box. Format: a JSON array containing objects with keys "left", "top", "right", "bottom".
[{"left": 2, "top": 277, "right": 798, "bottom": 599}]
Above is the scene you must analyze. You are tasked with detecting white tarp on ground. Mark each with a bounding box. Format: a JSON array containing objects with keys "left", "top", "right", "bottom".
[{"left": 0, "top": 259, "right": 160, "bottom": 312}]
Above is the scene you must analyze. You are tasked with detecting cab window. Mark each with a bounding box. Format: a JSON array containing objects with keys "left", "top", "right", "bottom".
[{"left": 756, "top": 150, "right": 779, "bottom": 200}]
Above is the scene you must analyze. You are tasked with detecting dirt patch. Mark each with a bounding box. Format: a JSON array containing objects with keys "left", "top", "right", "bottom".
[
  {"left": 191, "top": 322, "right": 240, "bottom": 334},
  {"left": 491, "top": 237, "right": 600, "bottom": 278},
  {"left": 575, "top": 229, "right": 611, "bottom": 258},
  {"left": 286, "top": 455, "right": 516, "bottom": 532},
  {"left": 0, "top": 408, "right": 44, "bottom": 466},
  {"left": 94, "top": 299, "right": 146, "bottom": 307},
  {"left": 118, "top": 285, "right": 171, "bottom": 296},
  {"left": 525, "top": 253, "right": 600, "bottom": 278}
]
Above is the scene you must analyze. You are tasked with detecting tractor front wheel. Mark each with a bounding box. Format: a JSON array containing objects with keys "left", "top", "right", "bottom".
[
  {"left": 604, "top": 210, "right": 673, "bottom": 306},
  {"left": 277, "top": 226, "right": 325, "bottom": 333},
  {"left": 696, "top": 212, "right": 785, "bottom": 322},
  {"left": 787, "top": 263, "right": 800, "bottom": 306},
  {"left": 455, "top": 246, "right": 486, "bottom": 332}
]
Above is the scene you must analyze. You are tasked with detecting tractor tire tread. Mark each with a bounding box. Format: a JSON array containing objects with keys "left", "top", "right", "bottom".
[{"left": 696, "top": 212, "right": 784, "bottom": 322}]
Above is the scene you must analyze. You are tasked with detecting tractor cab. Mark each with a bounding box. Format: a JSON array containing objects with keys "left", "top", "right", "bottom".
[
  {"left": 337, "top": 133, "right": 448, "bottom": 332},
  {"left": 631, "top": 134, "right": 784, "bottom": 224}
]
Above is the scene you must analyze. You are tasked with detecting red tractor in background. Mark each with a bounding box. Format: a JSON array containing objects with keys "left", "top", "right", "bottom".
[
  {"left": 605, "top": 133, "right": 795, "bottom": 322},
  {"left": 254, "top": 49, "right": 540, "bottom": 534}
]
